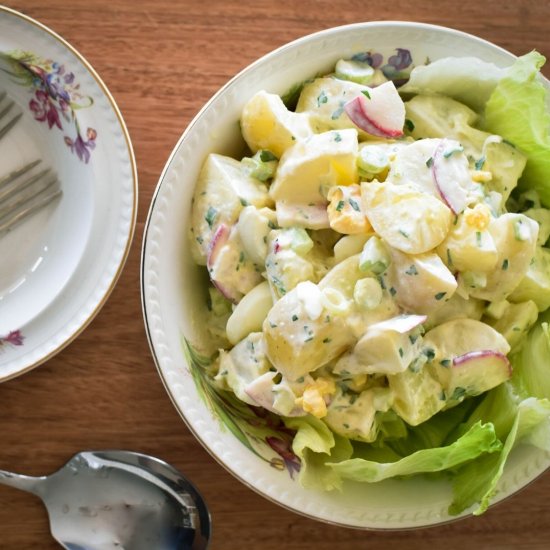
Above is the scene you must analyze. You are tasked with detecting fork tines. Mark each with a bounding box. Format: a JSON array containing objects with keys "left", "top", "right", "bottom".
[
  {"left": 0, "top": 90, "right": 23, "bottom": 141},
  {"left": 0, "top": 160, "right": 62, "bottom": 234}
]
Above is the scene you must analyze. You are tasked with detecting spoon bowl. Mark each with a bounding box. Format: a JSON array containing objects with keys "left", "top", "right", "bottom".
[{"left": 0, "top": 450, "right": 210, "bottom": 550}]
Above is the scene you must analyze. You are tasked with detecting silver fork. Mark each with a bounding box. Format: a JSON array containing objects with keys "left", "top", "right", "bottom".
[
  {"left": 0, "top": 161, "right": 62, "bottom": 234},
  {"left": 0, "top": 90, "right": 23, "bottom": 141}
]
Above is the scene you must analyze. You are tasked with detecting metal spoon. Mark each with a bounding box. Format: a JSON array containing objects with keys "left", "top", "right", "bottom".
[{"left": 0, "top": 450, "right": 211, "bottom": 549}]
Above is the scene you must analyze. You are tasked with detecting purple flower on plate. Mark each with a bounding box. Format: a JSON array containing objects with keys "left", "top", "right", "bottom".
[
  {"left": 0, "top": 330, "right": 25, "bottom": 350},
  {"left": 1, "top": 50, "right": 97, "bottom": 163},
  {"left": 64, "top": 127, "right": 97, "bottom": 164},
  {"left": 29, "top": 90, "right": 62, "bottom": 130}
]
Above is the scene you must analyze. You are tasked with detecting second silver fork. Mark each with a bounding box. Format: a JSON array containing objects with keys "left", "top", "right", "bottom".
[
  {"left": 0, "top": 90, "right": 22, "bottom": 141},
  {"left": 0, "top": 161, "right": 62, "bottom": 234}
]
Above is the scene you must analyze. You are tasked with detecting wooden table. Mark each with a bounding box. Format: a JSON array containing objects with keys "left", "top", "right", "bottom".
[{"left": 1, "top": 1, "right": 550, "bottom": 548}]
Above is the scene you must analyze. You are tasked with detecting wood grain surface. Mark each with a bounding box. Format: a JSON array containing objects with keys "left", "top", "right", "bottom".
[{"left": 1, "top": 1, "right": 550, "bottom": 548}]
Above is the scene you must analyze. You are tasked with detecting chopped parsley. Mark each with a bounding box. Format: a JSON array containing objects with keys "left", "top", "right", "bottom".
[
  {"left": 502, "top": 258, "right": 509, "bottom": 270},
  {"left": 389, "top": 287, "right": 397, "bottom": 296},
  {"left": 334, "top": 132, "right": 342, "bottom": 143},
  {"left": 292, "top": 314, "right": 299, "bottom": 322},
  {"left": 398, "top": 347, "right": 404, "bottom": 358},
  {"left": 426, "top": 156, "right": 434, "bottom": 168},
  {"left": 205, "top": 206, "right": 217, "bottom": 229},
  {"left": 434, "top": 291, "right": 447, "bottom": 301},
  {"left": 440, "top": 358, "right": 451, "bottom": 368},
  {"left": 348, "top": 198, "right": 361, "bottom": 211},
  {"left": 336, "top": 200, "right": 345, "bottom": 212},
  {"left": 423, "top": 347, "right": 436, "bottom": 361},
  {"left": 475, "top": 156, "right": 486, "bottom": 170},
  {"left": 405, "top": 264, "right": 418, "bottom": 275},
  {"left": 271, "top": 275, "right": 286, "bottom": 295},
  {"left": 450, "top": 386, "right": 467, "bottom": 401},
  {"left": 405, "top": 118, "right": 415, "bottom": 132},
  {"left": 476, "top": 231, "right": 482, "bottom": 246},
  {"left": 317, "top": 90, "right": 328, "bottom": 106},
  {"left": 331, "top": 102, "right": 345, "bottom": 120},
  {"left": 398, "top": 228, "right": 409, "bottom": 239},
  {"left": 259, "top": 150, "right": 278, "bottom": 162},
  {"left": 361, "top": 90, "right": 371, "bottom": 100},
  {"left": 443, "top": 145, "right": 464, "bottom": 158},
  {"left": 322, "top": 337, "right": 332, "bottom": 344},
  {"left": 239, "top": 198, "right": 249, "bottom": 207}
]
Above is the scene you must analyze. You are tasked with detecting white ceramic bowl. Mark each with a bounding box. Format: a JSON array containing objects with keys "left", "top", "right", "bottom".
[
  {"left": 0, "top": 7, "right": 137, "bottom": 381},
  {"left": 142, "top": 21, "right": 550, "bottom": 529}
]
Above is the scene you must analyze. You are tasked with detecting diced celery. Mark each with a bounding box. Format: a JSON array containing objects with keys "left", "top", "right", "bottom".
[
  {"left": 334, "top": 58, "right": 375, "bottom": 85},
  {"left": 288, "top": 227, "right": 314, "bottom": 255},
  {"left": 241, "top": 149, "right": 279, "bottom": 182},
  {"left": 359, "top": 236, "right": 390, "bottom": 274}
]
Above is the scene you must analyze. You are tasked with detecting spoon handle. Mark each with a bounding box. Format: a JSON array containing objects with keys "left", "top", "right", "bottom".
[{"left": 0, "top": 469, "right": 43, "bottom": 494}]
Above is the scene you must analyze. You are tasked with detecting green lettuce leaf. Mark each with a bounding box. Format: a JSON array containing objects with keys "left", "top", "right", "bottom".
[
  {"left": 327, "top": 421, "right": 500, "bottom": 483},
  {"left": 284, "top": 415, "right": 353, "bottom": 491},
  {"left": 447, "top": 383, "right": 518, "bottom": 443},
  {"left": 399, "top": 56, "right": 508, "bottom": 111},
  {"left": 449, "top": 315, "right": 550, "bottom": 515},
  {"left": 389, "top": 397, "right": 480, "bottom": 456},
  {"left": 510, "top": 315, "right": 550, "bottom": 400},
  {"left": 450, "top": 397, "right": 550, "bottom": 515},
  {"left": 483, "top": 51, "right": 550, "bottom": 205}
]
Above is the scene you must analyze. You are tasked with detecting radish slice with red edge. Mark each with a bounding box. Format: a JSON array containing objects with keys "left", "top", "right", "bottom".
[
  {"left": 452, "top": 349, "right": 511, "bottom": 371},
  {"left": 344, "top": 81, "right": 405, "bottom": 139},
  {"left": 206, "top": 223, "right": 239, "bottom": 303},
  {"left": 431, "top": 139, "right": 468, "bottom": 214}
]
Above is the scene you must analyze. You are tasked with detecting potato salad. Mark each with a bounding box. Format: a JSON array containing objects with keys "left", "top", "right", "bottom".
[{"left": 189, "top": 51, "right": 550, "bottom": 495}]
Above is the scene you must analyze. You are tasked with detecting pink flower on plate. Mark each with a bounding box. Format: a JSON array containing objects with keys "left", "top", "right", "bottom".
[
  {"left": 29, "top": 89, "right": 62, "bottom": 130},
  {"left": 0, "top": 330, "right": 25, "bottom": 349}
]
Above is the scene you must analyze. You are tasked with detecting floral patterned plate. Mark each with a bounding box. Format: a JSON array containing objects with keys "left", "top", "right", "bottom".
[
  {"left": 142, "top": 22, "right": 550, "bottom": 529},
  {"left": 0, "top": 7, "right": 137, "bottom": 381}
]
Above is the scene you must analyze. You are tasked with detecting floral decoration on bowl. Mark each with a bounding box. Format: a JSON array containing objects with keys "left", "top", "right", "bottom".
[
  {"left": 0, "top": 50, "right": 97, "bottom": 163},
  {"left": 183, "top": 338, "right": 301, "bottom": 477},
  {"left": 0, "top": 330, "right": 24, "bottom": 353}
]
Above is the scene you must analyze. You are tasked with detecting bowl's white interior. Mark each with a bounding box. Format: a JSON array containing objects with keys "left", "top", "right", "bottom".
[{"left": 143, "top": 22, "right": 550, "bottom": 528}]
